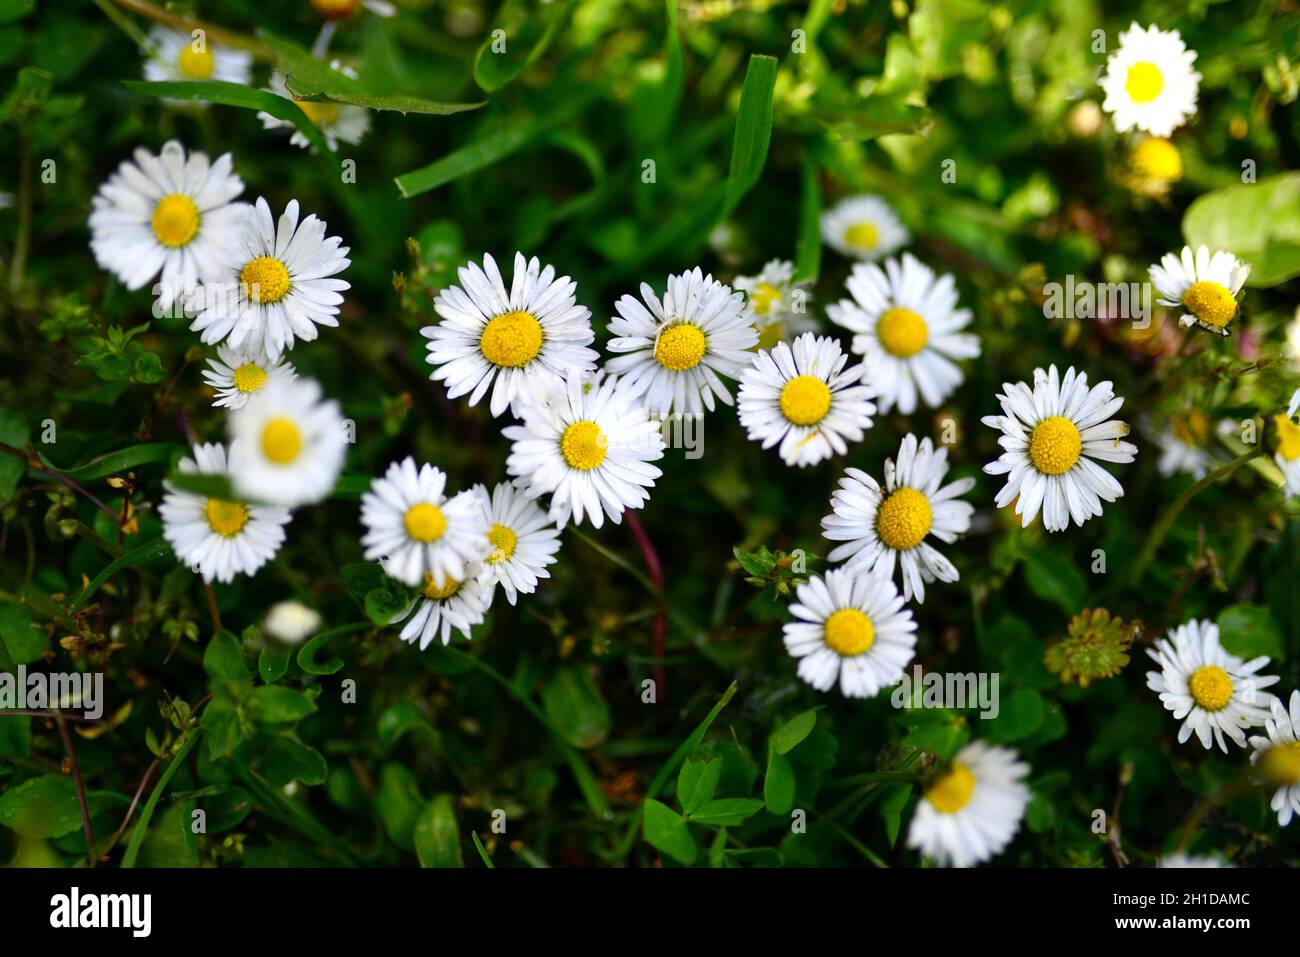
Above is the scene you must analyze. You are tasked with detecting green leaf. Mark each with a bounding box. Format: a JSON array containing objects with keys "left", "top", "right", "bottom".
[
  {"left": 634, "top": 0, "right": 683, "bottom": 144},
  {"left": 985, "top": 690, "right": 1045, "bottom": 744},
  {"left": 70, "top": 536, "right": 174, "bottom": 612},
  {"left": 204, "top": 630, "right": 250, "bottom": 683},
  {"left": 258, "top": 646, "right": 291, "bottom": 684},
  {"left": 770, "top": 709, "right": 818, "bottom": 755},
  {"left": 0, "top": 713, "right": 30, "bottom": 757},
  {"left": 722, "top": 54, "right": 778, "bottom": 210},
  {"left": 733, "top": 545, "right": 775, "bottom": 576},
  {"left": 687, "top": 797, "right": 765, "bottom": 826},
  {"left": 365, "top": 580, "right": 412, "bottom": 628},
  {"left": 540, "top": 664, "right": 611, "bottom": 749},
  {"left": 254, "top": 735, "right": 328, "bottom": 787},
  {"left": 472, "top": 0, "right": 571, "bottom": 93},
  {"left": 247, "top": 686, "right": 317, "bottom": 725},
  {"left": 1183, "top": 174, "right": 1300, "bottom": 287},
  {"left": 340, "top": 562, "right": 387, "bottom": 600},
  {"left": 879, "top": 784, "right": 912, "bottom": 847},
  {"left": 376, "top": 702, "right": 439, "bottom": 749},
  {"left": 794, "top": 154, "right": 822, "bottom": 283},
  {"left": 1216, "top": 603, "right": 1284, "bottom": 661},
  {"left": 414, "top": 794, "right": 464, "bottom": 867},
  {"left": 40, "top": 442, "right": 178, "bottom": 481},
  {"left": 763, "top": 750, "right": 796, "bottom": 815},
  {"left": 641, "top": 798, "right": 696, "bottom": 865},
  {"left": 297, "top": 628, "right": 348, "bottom": 676},
  {"left": 1023, "top": 551, "right": 1086, "bottom": 614},
  {"left": 901, "top": 722, "right": 968, "bottom": 758},
  {"left": 376, "top": 763, "right": 424, "bottom": 850},
  {"left": 0, "top": 774, "right": 81, "bottom": 837},
  {"left": 0, "top": 602, "right": 41, "bottom": 665},
  {"left": 0, "top": 407, "right": 29, "bottom": 502},
  {"left": 675, "top": 755, "right": 722, "bottom": 815}
]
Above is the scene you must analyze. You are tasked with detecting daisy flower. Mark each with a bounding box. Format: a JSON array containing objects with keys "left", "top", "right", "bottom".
[
  {"left": 359, "top": 458, "right": 487, "bottom": 589},
  {"left": 259, "top": 67, "right": 370, "bottom": 153},
  {"left": 188, "top": 197, "right": 350, "bottom": 362},
  {"left": 605, "top": 268, "right": 759, "bottom": 416},
  {"left": 1145, "top": 618, "right": 1279, "bottom": 753},
  {"left": 820, "top": 194, "right": 909, "bottom": 261},
  {"left": 782, "top": 566, "right": 917, "bottom": 698},
  {"left": 503, "top": 372, "right": 665, "bottom": 529},
  {"left": 311, "top": 0, "right": 396, "bottom": 19},
  {"left": 1248, "top": 690, "right": 1300, "bottom": 827},
  {"left": 1099, "top": 23, "right": 1200, "bottom": 137},
  {"left": 201, "top": 343, "right": 296, "bottom": 410},
  {"left": 1159, "top": 852, "right": 1231, "bottom": 868},
  {"left": 159, "top": 442, "right": 290, "bottom": 584},
  {"left": 982, "top": 365, "right": 1137, "bottom": 532},
  {"left": 1130, "top": 136, "right": 1183, "bottom": 184},
  {"left": 821, "top": 434, "right": 975, "bottom": 603},
  {"left": 735, "top": 333, "right": 876, "bottom": 467},
  {"left": 474, "top": 482, "right": 562, "bottom": 605},
  {"left": 733, "top": 259, "right": 817, "bottom": 349},
  {"left": 906, "top": 741, "right": 1030, "bottom": 868},
  {"left": 1149, "top": 245, "right": 1250, "bottom": 336},
  {"left": 1147, "top": 410, "right": 1215, "bottom": 479},
  {"left": 142, "top": 26, "right": 252, "bottom": 87},
  {"left": 422, "top": 252, "right": 598, "bottom": 418},
  {"left": 1272, "top": 396, "right": 1300, "bottom": 498},
  {"left": 227, "top": 376, "right": 348, "bottom": 507},
  {"left": 263, "top": 600, "right": 322, "bottom": 645},
  {"left": 88, "top": 140, "right": 249, "bottom": 309},
  {"left": 826, "top": 253, "right": 979, "bottom": 414},
  {"left": 391, "top": 571, "right": 492, "bottom": 650}
]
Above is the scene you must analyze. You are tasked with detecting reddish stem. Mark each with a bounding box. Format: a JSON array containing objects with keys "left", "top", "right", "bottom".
[{"left": 625, "top": 511, "right": 667, "bottom": 701}]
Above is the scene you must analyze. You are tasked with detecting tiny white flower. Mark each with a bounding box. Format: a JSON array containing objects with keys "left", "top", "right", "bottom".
[
  {"left": 474, "top": 482, "right": 561, "bottom": 605},
  {"left": 733, "top": 259, "right": 817, "bottom": 348},
  {"left": 736, "top": 333, "right": 876, "bottom": 467},
  {"left": 391, "top": 570, "right": 492, "bottom": 650},
  {"left": 201, "top": 343, "right": 296, "bottom": 409},
  {"left": 142, "top": 26, "right": 252, "bottom": 87},
  {"left": 263, "top": 601, "right": 322, "bottom": 645},
  {"left": 1159, "top": 852, "right": 1231, "bottom": 868},
  {"left": 1146, "top": 410, "right": 1216, "bottom": 479},
  {"left": 1146, "top": 618, "right": 1279, "bottom": 753},
  {"left": 820, "top": 194, "right": 908, "bottom": 261},
  {"left": 1099, "top": 22, "right": 1200, "bottom": 137},
  {"left": 822, "top": 434, "right": 975, "bottom": 603},
  {"left": 1149, "top": 245, "right": 1250, "bottom": 336},
  {"left": 1248, "top": 690, "right": 1300, "bottom": 827},
  {"left": 159, "top": 442, "right": 290, "bottom": 584},
  {"left": 259, "top": 68, "right": 370, "bottom": 152},
  {"left": 982, "top": 365, "right": 1137, "bottom": 532}
]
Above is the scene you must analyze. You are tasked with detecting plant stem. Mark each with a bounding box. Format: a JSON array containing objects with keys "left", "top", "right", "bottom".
[
  {"left": 109, "top": 0, "right": 271, "bottom": 57},
  {"left": 625, "top": 512, "right": 668, "bottom": 702},
  {"left": 57, "top": 716, "right": 96, "bottom": 867},
  {"left": 122, "top": 730, "right": 198, "bottom": 867}
]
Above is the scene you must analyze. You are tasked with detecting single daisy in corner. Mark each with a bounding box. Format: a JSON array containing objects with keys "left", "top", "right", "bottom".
[
  {"left": 503, "top": 372, "right": 665, "bottom": 529},
  {"left": 473, "top": 482, "right": 562, "bottom": 605},
  {"left": 1248, "top": 690, "right": 1300, "bottom": 827},
  {"left": 826, "top": 253, "right": 979, "bottom": 414},
  {"left": 1149, "top": 245, "right": 1250, "bottom": 336},
  {"left": 782, "top": 566, "right": 917, "bottom": 698},
  {"left": 735, "top": 332, "right": 876, "bottom": 468},
  {"left": 821, "top": 433, "right": 975, "bottom": 603},
  {"left": 1146, "top": 618, "right": 1279, "bottom": 753},
  {"left": 422, "top": 252, "right": 598, "bottom": 418},
  {"left": 88, "top": 140, "right": 249, "bottom": 309},
  {"left": 906, "top": 741, "right": 1031, "bottom": 868},
  {"left": 142, "top": 26, "right": 252, "bottom": 87},
  {"left": 982, "top": 365, "right": 1137, "bottom": 532},
  {"left": 391, "top": 569, "right": 492, "bottom": 650},
  {"left": 188, "top": 197, "right": 350, "bottom": 362},
  {"left": 360, "top": 457, "right": 488, "bottom": 588},
  {"left": 1099, "top": 22, "right": 1200, "bottom": 137},
  {"left": 259, "top": 67, "right": 371, "bottom": 152},
  {"left": 201, "top": 343, "right": 296, "bottom": 409},
  {"left": 820, "top": 194, "right": 909, "bottom": 261},
  {"left": 605, "top": 268, "right": 759, "bottom": 416},
  {"left": 159, "top": 442, "right": 290, "bottom": 584},
  {"left": 733, "top": 259, "right": 817, "bottom": 349},
  {"left": 227, "top": 375, "right": 348, "bottom": 507}
]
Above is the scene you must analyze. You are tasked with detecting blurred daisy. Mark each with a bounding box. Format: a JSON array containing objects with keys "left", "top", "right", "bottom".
[
  {"left": 311, "top": 0, "right": 395, "bottom": 19},
  {"left": 1146, "top": 618, "right": 1279, "bottom": 753},
  {"left": 821, "top": 434, "right": 975, "bottom": 603},
  {"left": 733, "top": 259, "right": 817, "bottom": 349},
  {"left": 906, "top": 741, "right": 1030, "bottom": 868},
  {"left": 360, "top": 458, "right": 487, "bottom": 589},
  {"left": 782, "top": 566, "right": 916, "bottom": 698},
  {"left": 982, "top": 365, "right": 1137, "bottom": 532},
  {"left": 1130, "top": 136, "right": 1182, "bottom": 184},
  {"left": 263, "top": 600, "right": 322, "bottom": 645},
  {"left": 1149, "top": 245, "right": 1250, "bottom": 336},
  {"left": 89, "top": 140, "right": 249, "bottom": 309},
  {"left": 820, "top": 194, "right": 908, "bottom": 261},
  {"left": 1272, "top": 396, "right": 1300, "bottom": 498},
  {"left": 392, "top": 570, "right": 491, "bottom": 650},
  {"left": 160, "top": 442, "right": 290, "bottom": 584},
  {"left": 201, "top": 343, "right": 296, "bottom": 409},
  {"left": 1160, "top": 852, "right": 1231, "bottom": 868},
  {"left": 606, "top": 268, "right": 758, "bottom": 415},
  {"left": 227, "top": 376, "right": 348, "bottom": 506},
  {"left": 188, "top": 197, "right": 350, "bottom": 362},
  {"left": 735, "top": 333, "right": 876, "bottom": 467},
  {"left": 142, "top": 26, "right": 252, "bottom": 87},
  {"left": 827, "top": 253, "right": 979, "bottom": 414},
  {"left": 474, "top": 482, "right": 561, "bottom": 605},
  {"left": 504, "top": 372, "right": 665, "bottom": 529},
  {"left": 1148, "top": 410, "right": 1215, "bottom": 479},
  {"left": 422, "top": 252, "right": 598, "bottom": 418},
  {"left": 1099, "top": 22, "right": 1200, "bottom": 137},
  {"left": 259, "top": 68, "right": 370, "bottom": 152},
  {"left": 1248, "top": 690, "right": 1300, "bottom": 827}
]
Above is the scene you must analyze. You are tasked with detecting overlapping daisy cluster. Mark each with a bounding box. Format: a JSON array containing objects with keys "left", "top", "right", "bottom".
[{"left": 84, "top": 15, "right": 1300, "bottom": 869}]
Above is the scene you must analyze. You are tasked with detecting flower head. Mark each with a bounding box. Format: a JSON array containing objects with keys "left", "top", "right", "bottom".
[
  {"left": 1044, "top": 609, "right": 1139, "bottom": 687},
  {"left": 820, "top": 195, "right": 908, "bottom": 261},
  {"left": 1100, "top": 22, "right": 1200, "bottom": 137},
  {"left": 1149, "top": 245, "right": 1250, "bottom": 336}
]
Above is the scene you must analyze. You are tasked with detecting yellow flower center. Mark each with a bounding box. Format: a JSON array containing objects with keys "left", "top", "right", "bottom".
[
  {"left": 1273, "top": 414, "right": 1300, "bottom": 463},
  {"left": 1172, "top": 410, "right": 1210, "bottom": 446},
  {"left": 232, "top": 362, "right": 268, "bottom": 394},
  {"left": 1029, "top": 416, "right": 1082, "bottom": 475},
  {"left": 486, "top": 523, "right": 518, "bottom": 564},
  {"left": 176, "top": 44, "right": 215, "bottom": 80},
  {"left": 779, "top": 375, "right": 832, "bottom": 426},
  {"left": 203, "top": 498, "right": 249, "bottom": 538},
  {"left": 925, "top": 763, "right": 976, "bottom": 814},
  {"left": 1125, "top": 61, "right": 1164, "bottom": 103},
  {"left": 755, "top": 321, "right": 782, "bottom": 352},
  {"left": 403, "top": 503, "right": 447, "bottom": 543},
  {"left": 1132, "top": 137, "right": 1182, "bottom": 181},
  {"left": 1181, "top": 281, "right": 1238, "bottom": 330},
  {"left": 479, "top": 310, "right": 544, "bottom": 368},
  {"left": 877, "top": 306, "right": 929, "bottom": 358},
  {"left": 654, "top": 323, "right": 707, "bottom": 371},
  {"left": 844, "top": 221, "right": 878, "bottom": 251},
  {"left": 151, "top": 194, "right": 201, "bottom": 249},
  {"left": 311, "top": 0, "right": 361, "bottom": 18},
  {"left": 1259, "top": 742, "right": 1300, "bottom": 787},
  {"left": 241, "top": 256, "right": 292, "bottom": 305},
  {"left": 749, "top": 282, "right": 783, "bottom": 316},
  {"left": 823, "top": 608, "right": 875, "bottom": 657},
  {"left": 294, "top": 98, "right": 341, "bottom": 127},
  {"left": 560, "top": 420, "right": 607, "bottom": 471},
  {"left": 260, "top": 417, "right": 302, "bottom": 465},
  {"left": 422, "top": 573, "right": 461, "bottom": 601},
  {"left": 1188, "top": 665, "right": 1234, "bottom": 712},
  {"left": 875, "top": 487, "right": 933, "bottom": 550}
]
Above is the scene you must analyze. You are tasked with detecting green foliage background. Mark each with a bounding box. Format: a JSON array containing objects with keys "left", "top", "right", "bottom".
[{"left": 1, "top": 0, "right": 1299, "bottom": 867}]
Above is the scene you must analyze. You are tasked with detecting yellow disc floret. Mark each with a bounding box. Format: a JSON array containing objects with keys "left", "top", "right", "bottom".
[
  {"left": 486, "top": 523, "right": 517, "bottom": 564},
  {"left": 1125, "top": 61, "right": 1164, "bottom": 103},
  {"left": 779, "top": 375, "right": 832, "bottom": 426},
  {"left": 1029, "top": 416, "right": 1083, "bottom": 475},
  {"left": 151, "top": 194, "right": 201, "bottom": 249},
  {"left": 749, "top": 282, "right": 783, "bottom": 316},
  {"left": 823, "top": 608, "right": 875, "bottom": 657},
  {"left": 926, "top": 763, "right": 976, "bottom": 814},
  {"left": 1182, "top": 281, "right": 1238, "bottom": 330},
  {"left": 1188, "top": 664, "right": 1234, "bottom": 712},
  {"left": 232, "top": 363, "right": 268, "bottom": 394},
  {"left": 876, "top": 487, "right": 933, "bottom": 550},
  {"left": 422, "top": 573, "right": 460, "bottom": 601},
  {"left": 654, "top": 323, "right": 707, "bottom": 371},
  {"left": 241, "top": 256, "right": 291, "bottom": 304},
  {"left": 844, "top": 222, "right": 878, "bottom": 251},
  {"left": 261, "top": 417, "right": 303, "bottom": 465},
  {"left": 1259, "top": 741, "right": 1300, "bottom": 787},
  {"left": 203, "top": 499, "right": 249, "bottom": 538},
  {"left": 877, "top": 307, "right": 929, "bottom": 358},
  {"left": 1132, "top": 137, "right": 1182, "bottom": 181},
  {"left": 1172, "top": 410, "right": 1210, "bottom": 446},
  {"left": 1273, "top": 414, "right": 1300, "bottom": 463},
  {"left": 560, "top": 420, "right": 607, "bottom": 471},
  {"left": 295, "top": 98, "right": 341, "bottom": 127},
  {"left": 176, "top": 44, "right": 215, "bottom": 80},
  {"left": 479, "top": 310, "right": 544, "bottom": 368},
  {"left": 404, "top": 503, "right": 447, "bottom": 543}
]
